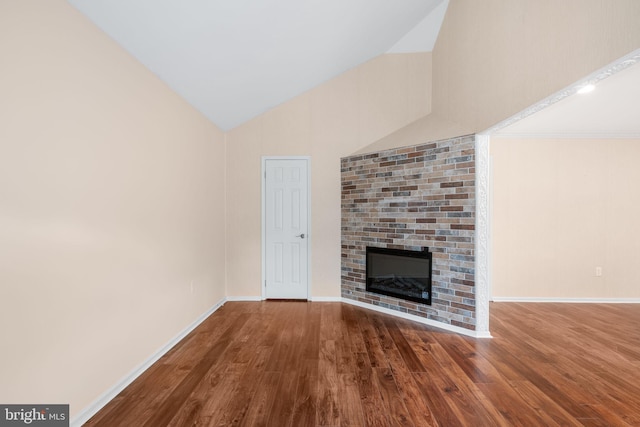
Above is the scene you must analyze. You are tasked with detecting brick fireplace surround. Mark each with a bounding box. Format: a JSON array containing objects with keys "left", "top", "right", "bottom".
[{"left": 341, "top": 134, "right": 476, "bottom": 331}]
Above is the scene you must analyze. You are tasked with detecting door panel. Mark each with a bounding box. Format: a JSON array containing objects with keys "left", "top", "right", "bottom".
[{"left": 264, "top": 159, "right": 309, "bottom": 299}]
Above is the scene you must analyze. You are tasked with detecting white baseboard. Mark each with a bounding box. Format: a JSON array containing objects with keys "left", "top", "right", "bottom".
[
  {"left": 309, "top": 296, "right": 342, "bottom": 302},
  {"left": 341, "top": 298, "right": 492, "bottom": 339},
  {"left": 72, "top": 293, "right": 493, "bottom": 426},
  {"left": 226, "top": 296, "right": 342, "bottom": 302},
  {"left": 225, "top": 296, "right": 263, "bottom": 301},
  {"left": 71, "top": 298, "right": 226, "bottom": 427},
  {"left": 492, "top": 297, "right": 640, "bottom": 303}
]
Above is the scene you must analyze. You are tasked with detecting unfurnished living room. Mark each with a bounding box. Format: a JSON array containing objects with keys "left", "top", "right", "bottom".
[{"left": 1, "top": 1, "right": 640, "bottom": 426}]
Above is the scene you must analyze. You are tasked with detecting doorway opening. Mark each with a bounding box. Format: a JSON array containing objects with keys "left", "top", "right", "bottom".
[{"left": 262, "top": 157, "right": 311, "bottom": 300}]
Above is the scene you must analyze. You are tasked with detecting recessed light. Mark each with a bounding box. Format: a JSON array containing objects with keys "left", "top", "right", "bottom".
[{"left": 577, "top": 84, "right": 595, "bottom": 94}]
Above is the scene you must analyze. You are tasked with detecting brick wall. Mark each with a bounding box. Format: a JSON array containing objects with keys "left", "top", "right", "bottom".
[{"left": 341, "top": 135, "right": 476, "bottom": 330}]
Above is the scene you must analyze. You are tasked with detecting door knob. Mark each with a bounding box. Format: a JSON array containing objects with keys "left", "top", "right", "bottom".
[{"left": 296, "top": 233, "right": 306, "bottom": 239}]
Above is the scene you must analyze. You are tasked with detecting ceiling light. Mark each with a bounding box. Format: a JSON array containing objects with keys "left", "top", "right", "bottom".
[{"left": 577, "top": 84, "right": 595, "bottom": 94}]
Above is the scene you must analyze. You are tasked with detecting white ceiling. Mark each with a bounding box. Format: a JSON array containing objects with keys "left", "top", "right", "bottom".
[
  {"left": 493, "top": 56, "right": 640, "bottom": 139},
  {"left": 68, "top": 0, "right": 448, "bottom": 131}
]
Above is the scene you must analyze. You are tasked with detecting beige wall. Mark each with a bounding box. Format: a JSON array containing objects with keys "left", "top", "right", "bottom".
[
  {"left": 0, "top": 0, "right": 226, "bottom": 417},
  {"left": 432, "top": 0, "right": 640, "bottom": 135},
  {"left": 226, "top": 53, "right": 432, "bottom": 298},
  {"left": 491, "top": 138, "right": 640, "bottom": 298},
  {"left": 225, "top": 0, "right": 640, "bottom": 300},
  {"left": 261, "top": 0, "right": 640, "bottom": 304},
  {"left": 354, "top": 0, "right": 640, "bottom": 153},
  {"left": 4, "top": 0, "right": 640, "bottom": 419},
  {"left": 354, "top": 113, "right": 473, "bottom": 155}
]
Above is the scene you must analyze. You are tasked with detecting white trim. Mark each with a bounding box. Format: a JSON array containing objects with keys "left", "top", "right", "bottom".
[
  {"left": 492, "top": 297, "right": 640, "bottom": 303},
  {"left": 226, "top": 295, "right": 263, "bottom": 301},
  {"left": 70, "top": 298, "right": 226, "bottom": 427},
  {"left": 261, "top": 156, "right": 312, "bottom": 300},
  {"left": 261, "top": 157, "right": 266, "bottom": 300},
  {"left": 306, "top": 158, "right": 312, "bottom": 302},
  {"left": 487, "top": 153, "right": 494, "bottom": 302},
  {"left": 484, "top": 49, "right": 640, "bottom": 135},
  {"left": 341, "top": 298, "right": 492, "bottom": 339},
  {"left": 474, "top": 134, "right": 490, "bottom": 336},
  {"left": 476, "top": 49, "right": 640, "bottom": 337},
  {"left": 309, "top": 296, "right": 342, "bottom": 302}
]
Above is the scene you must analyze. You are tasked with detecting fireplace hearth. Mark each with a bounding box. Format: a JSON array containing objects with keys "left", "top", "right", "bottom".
[{"left": 366, "top": 246, "right": 432, "bottom": 305}]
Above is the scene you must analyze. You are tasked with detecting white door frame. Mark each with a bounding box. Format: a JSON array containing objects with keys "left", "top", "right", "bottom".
[
  {"left": 475, "top": 49, "right": 640, "bottom": 336},
  {"left": 261, "top": 156, "right": 311, "bottom": 300}
]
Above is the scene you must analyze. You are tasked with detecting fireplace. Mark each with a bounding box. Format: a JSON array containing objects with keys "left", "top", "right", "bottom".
[
  {"left": 342, "top": 136, "right": 475, "bottom": 329},
  {"left": 366, "top": 246, "right": 432, "bottom": 305}
]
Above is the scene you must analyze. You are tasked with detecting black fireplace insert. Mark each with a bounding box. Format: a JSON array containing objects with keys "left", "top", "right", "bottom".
[{"left": 366, "top": 246, "right": 432, "bottom": 305}]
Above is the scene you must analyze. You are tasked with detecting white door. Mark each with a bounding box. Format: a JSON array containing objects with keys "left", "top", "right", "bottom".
[{"left": 264, "top": 158, "right": 309, "bottom": 299}]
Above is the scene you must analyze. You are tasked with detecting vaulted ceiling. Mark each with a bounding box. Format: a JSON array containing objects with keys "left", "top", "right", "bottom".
[
  {"left": 68, "top": 0, "right": 449, "bottom": 131},
  {"left": 494, "top": 53, "right": 640, "bottom": 139}
]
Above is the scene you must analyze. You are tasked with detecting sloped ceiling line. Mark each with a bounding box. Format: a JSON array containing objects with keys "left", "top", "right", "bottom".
[
  {"left": 488, "top": 48, "right": 640, "bottom": 138},
  {"left": 67, "top": 0, "right": 449, "bottom": 131}
]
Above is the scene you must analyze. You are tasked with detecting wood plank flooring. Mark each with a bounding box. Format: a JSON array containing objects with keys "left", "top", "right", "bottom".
[{"left": 85, "top": 301, "right": 640, "bottom": 426}]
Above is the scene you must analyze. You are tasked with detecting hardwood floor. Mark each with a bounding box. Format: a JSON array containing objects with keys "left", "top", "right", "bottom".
[{"left": 85, "top": 301, "right": 640, "bottom": 426}]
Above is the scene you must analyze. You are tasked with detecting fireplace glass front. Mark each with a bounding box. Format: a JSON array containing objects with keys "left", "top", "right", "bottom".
[{"left": 366, "top": 246, "right": 432, "bottom": 305}]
